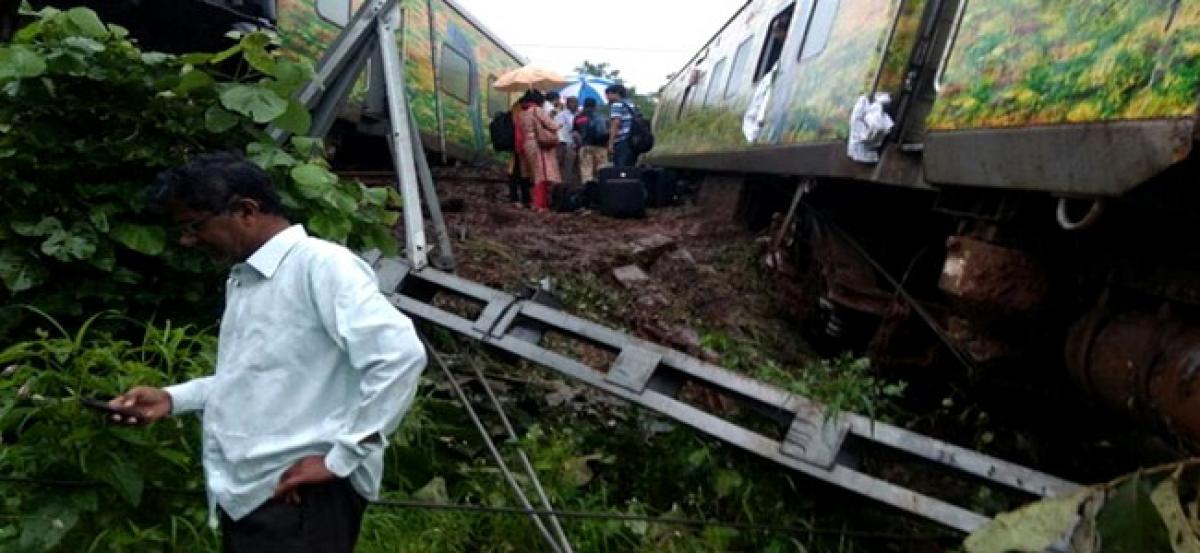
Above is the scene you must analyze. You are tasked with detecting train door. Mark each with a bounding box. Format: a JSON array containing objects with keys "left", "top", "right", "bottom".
[{"left": 754, "top": 3, "right": 796, "bottom": 82}]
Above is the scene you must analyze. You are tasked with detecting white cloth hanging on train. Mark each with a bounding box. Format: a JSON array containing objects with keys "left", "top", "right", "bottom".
[
  {"left": 743, "top": 63, "right": 779, "bottom": 143},
  {"left": 847, "top": 93, "right": 894, "bottom": 163}
]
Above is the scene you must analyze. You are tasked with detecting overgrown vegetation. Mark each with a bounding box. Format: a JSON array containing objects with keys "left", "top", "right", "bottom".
[{"left": 0, "top": 5, "right": 399, "bottom": 331}]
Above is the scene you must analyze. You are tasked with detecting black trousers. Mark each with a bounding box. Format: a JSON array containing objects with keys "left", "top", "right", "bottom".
[
  {"left": 508, "top": 160, "right": 531, "bottom": 206},
  {"left": 220, "top": 479, "right": 368, "bottom": 553}
]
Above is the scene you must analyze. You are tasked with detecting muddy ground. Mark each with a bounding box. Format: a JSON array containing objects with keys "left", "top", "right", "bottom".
[{"left": 418, "top": 168, "right": 818, "bottom": 369}]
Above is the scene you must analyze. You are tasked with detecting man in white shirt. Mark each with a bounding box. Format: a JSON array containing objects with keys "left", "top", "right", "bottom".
[
  {"left": 555, "top": 96, "right": 580, "bottom": 189},
  {"left": 109, "top": 152, "right": 426, "bottom": 553}
]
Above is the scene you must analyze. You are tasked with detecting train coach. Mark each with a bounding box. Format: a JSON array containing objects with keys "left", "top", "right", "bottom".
[
  {"left": 650, "top": 0, "right": 1200, "bottom": 443},
  {"left": 17, "top": 0, "right": 526, "bottom": 164}
]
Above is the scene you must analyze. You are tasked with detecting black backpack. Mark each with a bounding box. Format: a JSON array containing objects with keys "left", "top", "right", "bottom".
[
  {"left": 620, "top": 102, "right": 654, "bottom": 154},
  {"left": 489, "top": 111, "right": 515, "bottom": 152},
  {"left": 581, "top": 110, "right": 609, "bottom": 146}
]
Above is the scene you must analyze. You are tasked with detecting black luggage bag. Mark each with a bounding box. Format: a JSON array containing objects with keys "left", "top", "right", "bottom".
[
  {"left": 641, "top": 168, "right": 678, "bottom": 208},
  {"left": 596, "top": 167, "right": 646, "bottom": 219}
]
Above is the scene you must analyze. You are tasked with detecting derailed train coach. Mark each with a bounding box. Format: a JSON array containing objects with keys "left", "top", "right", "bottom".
[
  {"left": 16, "top": 0, "right": 525, "bottom": 164},
  {"left": 650, "top": 0, "right": 1200, "bottom": 443}
]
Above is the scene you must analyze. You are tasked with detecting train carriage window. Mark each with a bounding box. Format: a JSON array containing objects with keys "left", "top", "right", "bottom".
[
  {"left": 724, "top": 37, "right": 754, "bottom": 99},
  {"left": 799, "top": 0, "right": 839, "bottom": 61},
  {"left": 690, "top": 73, "right": 708, "bottom": 109},
  {"left": 440, "top": 44, "right": 472, "bottom": 103},
  {"left": 754, "top": 4, "right": 795, "bottom": 82},
  {"left": 487, "top": 75, "right": 509, "bottom": 116},
  {"left": 316, "top": 0, "right": 350, "bottom": 27},
  {"left": 705, "top": 57, "right": 728, "bottom": 105}
]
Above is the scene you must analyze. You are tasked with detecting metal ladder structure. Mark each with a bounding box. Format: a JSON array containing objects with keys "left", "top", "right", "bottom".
[{"left": 276, "top": 0, "right": 1079, "bottom": 537}]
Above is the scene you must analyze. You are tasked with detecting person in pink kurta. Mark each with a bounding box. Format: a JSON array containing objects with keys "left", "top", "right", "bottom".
[{"left": 515, "top": 90, "right": 561, "bottom": 211}]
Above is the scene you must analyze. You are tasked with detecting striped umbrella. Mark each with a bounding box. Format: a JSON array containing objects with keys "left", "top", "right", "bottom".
[{"left": 556, "top": 75, "right": 616, "bottom": 106}]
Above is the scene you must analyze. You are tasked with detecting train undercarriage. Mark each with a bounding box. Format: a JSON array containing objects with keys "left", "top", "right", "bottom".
[{"left": 729, "top": 153, "right": 1200, "bottom": 449}]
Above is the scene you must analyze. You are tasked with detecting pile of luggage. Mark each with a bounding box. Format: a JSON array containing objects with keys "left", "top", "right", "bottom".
[{"left": 556, "top": 167, "right": 679, "bottom": 218}]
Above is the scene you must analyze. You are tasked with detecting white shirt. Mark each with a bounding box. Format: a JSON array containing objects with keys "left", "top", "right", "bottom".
[
  {"left": 166, "top": 225, "right": 426, "bottom": 525},
  {"left": 554, "top": 108, "right": 576, "bottom": 143}
]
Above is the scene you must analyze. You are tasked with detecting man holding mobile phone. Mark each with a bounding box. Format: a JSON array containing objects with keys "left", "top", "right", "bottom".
[{"left": 109, "top": 152, "right": 426, "bottom": 553}]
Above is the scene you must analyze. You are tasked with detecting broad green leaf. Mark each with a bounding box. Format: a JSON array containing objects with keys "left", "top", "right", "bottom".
[
  {"left": 110, "top": 224, "right": 166, "bottom": 256},
  {"left": 361, "top": 224, "right": 398, "bottom": 257},
  {"left": 63, "top": 36, "right": 105, "bottom": 54},
  {"left": 140, "top": 52, "right": 170, "bottom": 65},
  {"left": 98, "top": 454, "right": 144, "bottom": 506},
  {"left": 361, "top": 186, "right": 388, "bottom": 207},
  {"left": 714, "top": 469, "right": 744, "bottom": 498},
  {"left": 380, "top": 209, "right": 400, "bottom": 227},
  {"left": 412, "top": 476, "right": 449, "bottom": 504},
  {"left": 11, "top": 216, "right": 62, "bottom": 237},
  {"left": 273, "top": 58, "right": 313, "bottom": 86},
  {"left": 290, "top": 163, "right": 336, "bottom": 198},
  {"left": 1097, "top": 473, "right": 1171, "bottom": 553},
  {"left": 106, "top": 23, "right": 129, "bottom": 38},
  {"left": 290, "top": 136, "right": 323, "bottom": 158},
  {"left": 88, "top": 242, "right": 116, "bottom": 272},
  {"left": 1150, "top": 468, "right": 1200, "bottom": 552},
  {"left": 41, "top": 229, "right": 96, "bottom": 261},
  {"left": 273, "top": 99, "right": 311, "bottom": 135},
  {"left": 247, "top": 141, "right": 297, "bottom": 168},
  {"left": 240, "top": 32, "right": 275, "bottom": 74},
  {"left": 323, "top": 189, "right": 357, "bottom": 212},
  {"left": 966, "top": 489, "right": 1094, "bottom": 553},
  {"left": 218, "top": 84, "right": 287, "bottom": 123},
  {"left": 561, "top": 454, "right": 602, "bottom": 488},
  {"left": 0, "top": 45, "right": 47, "bottom": 80},
  {"left": 88, "top": 211, "right": 109, "bottom": 233},
  {"left": 16, "top": 498, "right": 80, "bottom": 552},
  {"left": 176, "top": 69, "right": 215, "bottom": 95},
  {"left": 204, "top": 105, "right": 240, "bottom": 133},
  {"left": 386, "top": 187, "right": 404, "bottom": 209},
  {"left": 308, "top": 211, "right": 351, "bottom": 241},
  {"left": 64, "top": 7, "right": 108, "bottom": 38},
  {"left": 0, "top": 248, "right": 47, "bottom": 293}
]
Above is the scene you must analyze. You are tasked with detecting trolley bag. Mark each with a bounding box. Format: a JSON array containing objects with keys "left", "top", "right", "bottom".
[
  {"left": 641, "top": 168, "right": 677, "bottom": 208},
  {"left": 597, "top": 167, "right": 646, "bottom": 219}
]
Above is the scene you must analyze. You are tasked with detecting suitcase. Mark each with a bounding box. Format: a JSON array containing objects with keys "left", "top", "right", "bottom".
[
  {"left": 642, "top": 168, "right": 677, "bottom": 208},
  {"left": 552, "top": 183, "right": 584, "bottom": 212},
  {"left": 596, "top": 167, "right": 646, "bottom": 219}
]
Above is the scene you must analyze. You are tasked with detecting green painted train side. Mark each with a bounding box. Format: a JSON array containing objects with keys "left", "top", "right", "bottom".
[
  {"left": 654, "top": 0, "right": 925, "bottom": 154},
  {"left": 276, "top": 0, "right": 523, "bottom": 163},
  {"left": 929, "top": 0, "right": 1200, "bottom": 130},
  {"left": 650, "top": 0, "right": 1200, "bottom": 192}
]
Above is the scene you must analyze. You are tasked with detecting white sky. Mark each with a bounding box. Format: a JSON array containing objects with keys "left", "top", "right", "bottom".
[{"left": 453, "top": 0, "right": 747, "bottom": 92}]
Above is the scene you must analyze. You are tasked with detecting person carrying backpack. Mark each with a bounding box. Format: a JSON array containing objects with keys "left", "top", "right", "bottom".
[
  {"left": 576, "top": 98, "right": 609, "bottom": 188},
  {"left": 605, "top": 84, "right": 653, "bottom": 168}
]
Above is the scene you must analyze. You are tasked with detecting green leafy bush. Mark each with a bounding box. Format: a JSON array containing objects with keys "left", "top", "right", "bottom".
[
  {"left": 0, "top": 6, "right": 399, "bottom": 331},
  {"left": 0, "top": 310, "right": 216, "bottom": 552}
]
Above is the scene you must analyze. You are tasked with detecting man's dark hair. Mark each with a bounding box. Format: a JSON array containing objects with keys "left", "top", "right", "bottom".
[
  {"left": 605, "top": 84, "right": 627, "bottom": 98},
  {"left": 583, "top": 98, "right": 597, "bottom": 109},
  {"left": 520, "top": 89, "right": 545, "bottom": 105},
  {"left": 545, "top": 91, "right": 560, "bottom": 102},
  {"left": 151, "top": 152, "right": 285, "bottom": 216}
]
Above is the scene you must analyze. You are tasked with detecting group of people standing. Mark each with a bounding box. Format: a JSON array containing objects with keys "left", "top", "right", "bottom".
[{"left": 509, "top": 84, "right": 640, "bottom": 211}]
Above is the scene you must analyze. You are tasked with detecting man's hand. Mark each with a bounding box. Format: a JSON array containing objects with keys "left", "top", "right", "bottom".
[
  {"left": 274, "top": 455, "right": 336, "bottom": 504},
  {"left": 109, "top": 386, "right": 172, "bottom": 425}
]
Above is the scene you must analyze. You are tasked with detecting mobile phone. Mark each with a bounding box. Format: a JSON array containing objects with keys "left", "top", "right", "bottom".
[{"left": 80, "top": 397, "right": 142, "bottom": 419}]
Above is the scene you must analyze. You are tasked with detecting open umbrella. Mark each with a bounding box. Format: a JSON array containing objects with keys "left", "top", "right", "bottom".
[
  {"left": 556, "top": 74, "right": 616, "bottom": 105},
  {"left": 493, "top": 65, "right": 569, "bottom": 93}
]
